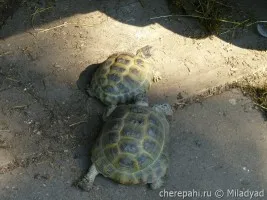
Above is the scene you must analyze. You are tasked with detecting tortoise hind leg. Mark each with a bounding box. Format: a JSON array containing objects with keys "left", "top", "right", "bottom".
[
  {"left": 150, "top": 177, "right": 164, "bottom": 190},
  {"left": 78, "top": 164, "right": 99, "bottom": 191}
]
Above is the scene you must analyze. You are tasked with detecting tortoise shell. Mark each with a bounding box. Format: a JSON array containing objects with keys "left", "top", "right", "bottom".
[
  {"left": 91, "top": 105, "right": 169, "bottom": 185},
  {"left": 88, "top": 53, "right": 153, "bottom": 105}
]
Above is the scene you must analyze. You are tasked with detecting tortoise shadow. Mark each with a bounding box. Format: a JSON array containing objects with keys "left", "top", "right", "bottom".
[{"left": 76, "top": 63, "right": 99, "bottom": 96}]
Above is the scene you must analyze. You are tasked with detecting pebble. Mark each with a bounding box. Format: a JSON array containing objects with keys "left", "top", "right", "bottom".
[{"left": 229, "top": 99, "right": 237, "bottom": 105}]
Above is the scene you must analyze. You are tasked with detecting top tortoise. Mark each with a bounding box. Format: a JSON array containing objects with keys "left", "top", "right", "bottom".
[{"left": 87, "top": 45, "right": 162, "bottom": 117}]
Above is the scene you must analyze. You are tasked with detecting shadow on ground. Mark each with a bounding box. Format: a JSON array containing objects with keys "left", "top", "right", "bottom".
[{"left": 1, "top": 0, "right": 267, "bottom": 50}]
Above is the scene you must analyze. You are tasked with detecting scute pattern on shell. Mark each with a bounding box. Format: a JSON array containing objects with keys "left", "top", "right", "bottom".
[
  {"left": 91, "top": 105, "right": 169, "bottom": 185},
  {"left": 89, "top": 53, "right": 153, "bottom": 105}
]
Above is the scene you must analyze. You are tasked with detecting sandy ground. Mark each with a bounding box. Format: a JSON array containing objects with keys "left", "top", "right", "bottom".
[{"left": 0, "top": 0, "right": 267, "bottom": 199}]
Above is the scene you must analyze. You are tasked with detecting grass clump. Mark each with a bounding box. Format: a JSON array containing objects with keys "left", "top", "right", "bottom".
[
  {"left": 167, "top": 0, "right": 252, "bottom": 36},
  {"left": 168, "top": 0, "right": 229, "bottom": 33},
  {"left": 240, "top": 80, "right": 267, "bottom": 118}
]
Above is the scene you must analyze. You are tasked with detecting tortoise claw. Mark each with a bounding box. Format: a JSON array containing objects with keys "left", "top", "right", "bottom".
[
  {"left": 77, "top": 178, "right": 93, "bottom": 192},
  {"left": 153, "top": 71, "right": 162, "bottom": 83}
]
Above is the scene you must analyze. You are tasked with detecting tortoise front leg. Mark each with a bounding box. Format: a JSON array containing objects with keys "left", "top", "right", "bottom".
[
  {"left": 150, "top": 177, "right": 164, "bottom": 190},
  {"left": 78, "top": 164, "right": 99, "bottom": 191}
]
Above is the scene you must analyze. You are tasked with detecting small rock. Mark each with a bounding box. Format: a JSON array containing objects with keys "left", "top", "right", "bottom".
[
  {"left": 229, "top": 99, "right": 237, "bottom": 105},
  {"left": 230, "top": 68, "right": 238, "bottom": 71},
  {"left": 24, "top": 119, "right": 33, "bottom": 125},
  {"left": 34, "top": 173, "right": 50, "bottom": 180},
  {"left": 177, "top": 92, "right": 183, "bottom": 100},
  {"left": 242, "top": 166, "right": 250, "bottom": 172}
]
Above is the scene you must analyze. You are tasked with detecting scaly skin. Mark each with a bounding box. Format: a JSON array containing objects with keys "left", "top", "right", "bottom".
[{"left": 78, "top": 164, "right": 99, "bottom": 191}]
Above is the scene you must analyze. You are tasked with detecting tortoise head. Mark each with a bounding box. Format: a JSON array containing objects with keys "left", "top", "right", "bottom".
[
  {"left": 136, "top": 45, "right": 152, "bottom": 58},
  {"left": 152, "top": 103, "right": 173, "bottom": 116}
]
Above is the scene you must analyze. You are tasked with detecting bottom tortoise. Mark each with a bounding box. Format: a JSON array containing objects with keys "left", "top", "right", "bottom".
[{"left": 78, "top": 102, "right": 172, "bottom": 190}]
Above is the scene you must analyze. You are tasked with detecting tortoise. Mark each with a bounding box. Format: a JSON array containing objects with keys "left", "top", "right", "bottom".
[
  {"left": 86, "top": 45, "right": 162, "bottom": 118},
  {"left": 78, "top": 100, "right": 173, "bottom": 191}
]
